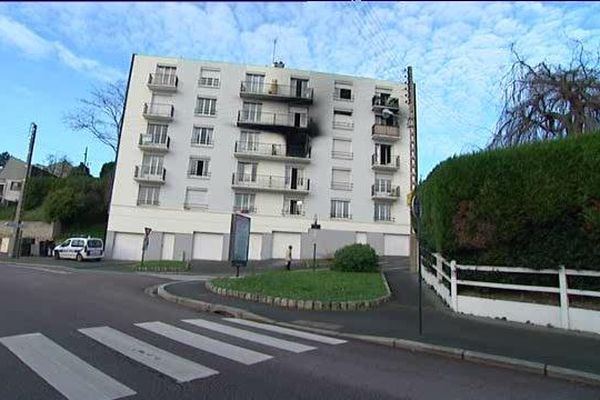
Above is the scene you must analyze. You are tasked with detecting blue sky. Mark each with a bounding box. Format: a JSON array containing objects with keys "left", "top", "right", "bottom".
[{"left": 0, "top": 2, "right": 599, "bottom": 177}]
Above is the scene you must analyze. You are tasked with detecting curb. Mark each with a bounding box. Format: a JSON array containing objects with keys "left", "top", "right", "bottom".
[
  {"left": 152, "top": 280, "right": 600, "bottom": 387},
  {"left": 204, "top": 271, "right": 392, "bottom": 311}
]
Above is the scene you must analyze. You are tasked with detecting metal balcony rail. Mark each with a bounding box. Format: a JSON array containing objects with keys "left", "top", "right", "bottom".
[
  {"left": 240, "top": 81, "right": 313, "bottom": 99},
  {"left": 232, "top": 173, "right": 310, "bottom": 191},
  {"left": 139, "top": 134, "right": 170, "bottom": 149},
  {"left": 234, "top": 141, "right": 310, "bottom": 158},
  {"left": 374, "top": 215, "right": 395, "bottom": 222},
  {"left": 371, "top": 185, "right": 400, "bottom": 197},
  {"left": 237, "top": 110, "right": 309, "bottom": 128},
  {"left": 137, "top": 199, "right": 159, "bottom": 206},
  {"left": 143, "top": 103, "right": 174, "bottom": 118},
  {"left": 148, "top": 73, "right": 178, "bottom": 88},
  {"left": 371, "top": 154, "right": 400, "bottom": 167},
  {"left": 134, "top": 165, "right": 166, "bottom": 182},
  {"left": 372, "top": 124, "right": 400, "bottom": 137},
  {"left": 233, "top": 205, "right": 256, "bottom": 214},
  {"left": 372, "top": 95, "right": 400, "bottom": 108},
  {"left": 282, "top": 206, "right": 305, "bottom": 216}
]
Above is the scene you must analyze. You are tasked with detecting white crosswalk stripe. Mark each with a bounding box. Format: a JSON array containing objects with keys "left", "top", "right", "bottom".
[
  {"left": 223, "top": 318, "right": 347, "bottom": 345},
  {"left": 135, "top": 321, "right": 272, "bottom": 365},
  {"left": 0, "top": 333, "right": 135, "bottom": 400},
  {"left": 79, "top": 326, "right": 218, "bottom": 383},
  {"left": 183, "top": 318, "right": 316, "bottom": 353}
]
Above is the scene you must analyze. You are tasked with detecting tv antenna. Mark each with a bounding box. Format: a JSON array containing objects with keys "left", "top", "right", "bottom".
[{"left": 272, "top": 38, "right": 277, "bottom": 64}]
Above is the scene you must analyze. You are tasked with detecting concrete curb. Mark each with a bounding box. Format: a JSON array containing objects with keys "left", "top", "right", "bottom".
[
  {"left": 152, "top": 280, "right": 600, "bottom": 387},
  {"left": 204, "top": 271, "right": 392, "bottom": 311}
]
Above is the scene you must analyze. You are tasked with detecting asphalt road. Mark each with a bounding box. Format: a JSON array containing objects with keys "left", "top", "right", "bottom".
[{"left": 0, "top": 262, "right": 598, "bottom": 400}]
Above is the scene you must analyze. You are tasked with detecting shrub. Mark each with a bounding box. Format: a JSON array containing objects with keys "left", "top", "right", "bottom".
[
  {"left": 332, "top": 244, "right": 379, "bottom": 272},
  {"left": 418, "top": 133, "right": 600, "bottom": 270}
]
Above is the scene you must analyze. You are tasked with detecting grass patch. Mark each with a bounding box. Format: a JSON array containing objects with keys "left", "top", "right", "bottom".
[
  {"left": 211, "top": 269, "right": 387, "bottom": 302},
  {"left": 133, "top": 260, "right": 191, "bottom": 272},
  {"left": 0, "top": 205, "right": 46, "bottom": 221}
]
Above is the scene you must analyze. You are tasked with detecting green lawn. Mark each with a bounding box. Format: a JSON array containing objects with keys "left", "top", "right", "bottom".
[
  {"left": 133, "top": 260, "right": 190, "bottom": 272},
  {"left": 211, "top": 269, "right": 387, "bottom": 302}
]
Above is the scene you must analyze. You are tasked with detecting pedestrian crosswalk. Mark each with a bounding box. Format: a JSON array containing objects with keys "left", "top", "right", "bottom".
[{"left": 0, "top": 317, "right": 346, "bottom": 400}]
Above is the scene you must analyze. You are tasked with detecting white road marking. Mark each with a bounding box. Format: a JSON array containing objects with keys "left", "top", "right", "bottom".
[
  {"left": 223, "top": 318, "right": 347, "bottom": 345},
  {"left": 182, "top": 319, "right": 316, "bottom": 353},
  {"left": 0, "top": 332, "right": 135, "bottom": 400},
  {"left": 79, "top": 326, "right": 218, "bottom": 383},
  {"left": 136, "top": 321, "right": 272, "bottom": 365},
  {"left": 0, "top": 263, "right": 71, "bottom": 275}
]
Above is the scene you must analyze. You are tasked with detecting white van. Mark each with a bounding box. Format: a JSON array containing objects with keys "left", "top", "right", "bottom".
[{"left": 53, "top": 237, "right": 104, "bottom": 261}]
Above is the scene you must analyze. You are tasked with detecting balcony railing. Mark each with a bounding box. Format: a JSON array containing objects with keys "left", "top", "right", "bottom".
[
  {"left": 374, "top": 215, "right": 395, "bottom": 222},
  {"left": 143, "top": 103, "right": 174, "bottom": 120},
  {"left": 233, "top": 205, "right": 256, "bottom": 214},
  {"left": 134, "top": 165, "right": 166, "bottom": 183},
  {"left": 147, "top": 73, "right": 178, "bottom": 91},
  {"left": 234, "top": 141, "right": 311, "bottom": 160},
  {"left": 371, "top": 185, "right": 400, "bottom": 199},
  {"left": 331, "top": 181, "right": 353, "bottom": 191},
  {"left": 137, "top": 199, "right": 159, "bottom": 206},
  {"left": 232, "top": 173, "right": 310, "bottom": 192},
  {"left": 237, "top": 110, "right": 309, "bottom": 130},
  {"left": 372, "top": 95, "right": 400, "bottom": 110},
  {"left": 372, "top": 124, "right": 400, "bottom": 140},
  {"left": 138, "top": 134, "right": 170, "bottom": 151},
  {"left": 282, "top": 206, "right": 305, "bottom": 216},
  {"left": 371, "top": 154, "right": 400, "bottom": 169},
  {"left": 240, "top": 81, "right": 313, "bottom": 103}
]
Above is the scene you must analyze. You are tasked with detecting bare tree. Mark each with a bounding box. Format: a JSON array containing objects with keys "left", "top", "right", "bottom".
[
  {"left": 490, "top": 43, "right": 600, "bottom": 148},
  {"left": 44, "top": 154, "right": 73, "bottom": 178},
  {"left": 64, "top": 81, "right": 125, "bottom": 155}
]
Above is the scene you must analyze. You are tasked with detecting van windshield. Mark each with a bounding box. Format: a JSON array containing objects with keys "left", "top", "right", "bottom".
[{"left": 87, "top": 239, "right": 103, "bottom": 248}]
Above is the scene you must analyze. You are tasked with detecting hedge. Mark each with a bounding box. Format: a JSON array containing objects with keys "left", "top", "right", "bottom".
[
  {"left": 418, "top": 133, "right": 600, "bottom": 270},
  {"left": 332, "top": 244, "right": 379, "bottom": 272}
]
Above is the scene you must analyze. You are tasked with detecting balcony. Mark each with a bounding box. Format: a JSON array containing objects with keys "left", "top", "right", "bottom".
[
  {"left": 134, "top": 165, "right": 166, "bottom": 184},
  {"left": 371, "top": 154, "right": 400, "bottom": 171},
  {"left": 147, "top": 73, "right": 178, "bottom": 92},
  {"left": 138, "top": 134, "right": 170, "bottom": 152},
  {"left": 240, "top": 81, "right": 313, "bottom": 104},
  {"left": 372, "top": 124, "right": 400, "bottom": 141},
  {"left": 232, "top": 173, "right": 310, "bottom": 194},
  {"left": 372, "top": 95, "right": 400, "bottom": 111},
  {"left": 371, "top": 185, "right": 400, "bottom": 201},
  {"left": 137, "top": 199, "right": 159, "bottom": 207},
  {"left": 282, "top": 206, "right": 305, "bottom": 216},
  {"left": 234, "top": 141, "right": 311, "bottom": 163},
  {"left": 237, "top": 111, "right": 310, "bottom": 133},
  {"left": 143, "top": 103, "right": 174, "bottom": 121},
  {"left": 233, "top": 205, "right": 256, "bottom": 214}
]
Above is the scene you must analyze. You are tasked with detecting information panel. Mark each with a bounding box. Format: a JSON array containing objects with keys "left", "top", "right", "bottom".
[{"left": 229, "top": 213, "right": 251, "bottom": 266}]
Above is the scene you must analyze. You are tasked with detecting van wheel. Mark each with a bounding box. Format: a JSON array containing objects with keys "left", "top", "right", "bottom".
[
  {"left": 76, "top": 253, "right": 83, "bottom": 262},
  {"left": 54, "top": 252, "right": 60, "bottom": 260}
]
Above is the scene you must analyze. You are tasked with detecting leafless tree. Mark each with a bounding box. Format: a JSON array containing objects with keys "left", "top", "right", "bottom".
[
  {"left": 490, "top": 43, "right": 600, "bottom": 148},
  {"left": 64, "top": 81, "right": 125, "bottom": 156},
  {"left": 44, "top": 154, "right": 73, "bottom": 178}
]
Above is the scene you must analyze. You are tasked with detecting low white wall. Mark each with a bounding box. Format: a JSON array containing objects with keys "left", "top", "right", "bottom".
[{"left": 569, "top": 307, "right": 600, "bottom": 333}]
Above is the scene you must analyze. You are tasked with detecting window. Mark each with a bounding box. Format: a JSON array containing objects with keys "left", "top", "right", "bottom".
[
  {"left": 237, "top": 162, "right": 257, "bottom": 182},
  {"left": 332, "top": 138, "right": 352, "bottom": 159},
  {"left": 191, "top": 126, "right": 214, "bottom": 146},
  {"left": 284, "top": 198, "right": 304, "bottom": 216},
  {"left": 245, "top": 73, "right": 265, "bottom": 93},
  {"left": 199, "top": 68, "right": 220, "bottom": 87},
  {"left": 234, "top": 193, "right": 255, "bottom": 213},
  {"left": 334, "top": 81, "right": 353, "bottom": 101},
  {"left": 195, "top": 97, "right": 216, "bottom": 116},
  {"left": 154, "top": 65, "right": 177, "bottom": 86},
  {"left": 330, "top": 200, "right": 350, "bottom": 219},
  {"left": 145, "top": 123, "right": 168, "bottom": 144},
  {"left": 374, "top": 175, "right": 392, "bottom": 193},
  {"left": 239, "top": 131, "right": 260, "bottom": 152},
  {"left": 141, "top": 154, "right": 164, "bottom": 176},
  {"left": 185, "top": 188, "right": 208, "bottom": 209},
  {"left": 290, "top": 78, "right": 309, "bottom": 98},
  {"left": 331, "top": 168, "right": 352, "bottom": 190},
  {"left": 10, "top": 181, "right": 22, "bottom": 191},
  {"left": 374, "top": 202, "right": 392, "bottom": 222},
  {"left": 188, "top": 158, "right": 210, "bottom": 177},
  {"left": 241, "top": 102, "right": 262, "bottom": 122},
  {"left": 138, "top": 186, "right": 160, "bottom": 206},
  {"left": 285, "top": 166, "right": 305, "bottom": 190},
  {"left": 375, "top": 113, "right": 398, "bottom": 127},
  {"left": 374, "top": 143, "right": 393, "bottom": 165},
  {"left": 333, "top": 109, "right": 353, "bottom": 129},
  {"left": 71, "top": 240, "right": 84, "bottom": 248},
  {"left": 87, "top": 240, "right": 103, "bottom": 248}
]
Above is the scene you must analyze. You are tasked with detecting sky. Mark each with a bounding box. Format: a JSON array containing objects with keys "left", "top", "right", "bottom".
[{"left": 0, "top": 1, "right": 599, "bottom": 177}]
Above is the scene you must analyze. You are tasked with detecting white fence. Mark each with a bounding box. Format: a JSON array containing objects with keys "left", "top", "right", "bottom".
[{"left": 420, "top": 252, "right": 600, "bottom": 335}]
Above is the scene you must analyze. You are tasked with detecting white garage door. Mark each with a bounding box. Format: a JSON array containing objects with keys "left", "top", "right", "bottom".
[
  {"left": 249, "top": 234, "right": 262, "bottom": 260},
  {"left": 384, "top": 234, "right": 409, "bottom": 256},
  {"left": 161, "top": 233, "right": 175, "bottom": 260},
  {"left": 112, "top": 233, "right": 144, "bottom": 261},
  {"left": 272, "top": 232, "right": 301, "bottom": 259},
  {"left": 192, "top": 233, "right": 223, "bottom": 260}
]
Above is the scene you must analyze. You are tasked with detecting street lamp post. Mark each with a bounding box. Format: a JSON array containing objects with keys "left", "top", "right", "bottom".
[{"left": 310, "top": 215, "right": 321, "bottom": 271}]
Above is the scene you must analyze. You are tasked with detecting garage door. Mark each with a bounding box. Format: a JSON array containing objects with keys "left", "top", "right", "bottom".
[
  {"left": 384, "top": 234, "right": 409, "bottom": 256},
  {"left": 112, "top": 233, "right": 144, "bottom": 261},
  {"left": 272, "top": 232, "right": 301, "bottom": 259},
  {"left": 192, "top": 233, "right": 223, "bottom": 260},
  {"left": 249, "top": 234, "right": 262, "bottom": 260},
  {"left": 161, "top": 233, "right": 175, "bottom": 260}
]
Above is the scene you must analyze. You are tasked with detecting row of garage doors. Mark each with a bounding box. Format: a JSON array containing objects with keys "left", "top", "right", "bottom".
[{"left": 110, "top": 232, "right": 408, "bottom": 261}]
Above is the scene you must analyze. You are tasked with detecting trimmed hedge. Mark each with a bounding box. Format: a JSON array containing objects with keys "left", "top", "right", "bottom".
[
  {"left": 418, "top": 133, "right": 600, "bottom": 270},
  {"left": 332, "top": 244, "right": 379, "bottom": 272}
]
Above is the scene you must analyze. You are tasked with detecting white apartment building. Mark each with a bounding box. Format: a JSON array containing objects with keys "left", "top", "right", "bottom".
[{"left": 105, "top": 54, "right": 412, "bottom": 261}]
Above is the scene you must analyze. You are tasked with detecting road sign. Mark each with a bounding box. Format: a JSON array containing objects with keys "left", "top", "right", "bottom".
[
  {"left": 229, "top": 213, "right": 251, "bottom": 275},
  {"left": 144, "top": 227, "right": 152, "bottom": 237}
]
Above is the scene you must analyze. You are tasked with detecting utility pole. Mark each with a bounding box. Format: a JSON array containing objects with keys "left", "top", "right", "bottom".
[
  {"left": 83, "top": 146, "right": 88, "bottom": 168},
  {"left": 9, "top": 123, "right": 37, "bottom": 258}
]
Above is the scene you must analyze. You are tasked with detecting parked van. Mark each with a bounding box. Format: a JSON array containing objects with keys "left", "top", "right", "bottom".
[{"left": 53, "top": 237, "right": 104, "bottom": 261}]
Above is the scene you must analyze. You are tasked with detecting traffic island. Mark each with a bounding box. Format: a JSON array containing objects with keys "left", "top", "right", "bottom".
[
  {"left": 133, "top": 260, "right": 191, "bottom": 272},
  {"left": 206, "top": 269, "right": 391, "bottom": 311}
]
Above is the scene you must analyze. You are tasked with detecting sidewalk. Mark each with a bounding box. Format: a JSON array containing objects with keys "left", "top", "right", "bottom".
[{"left": 165, "top": 262, "right": 600, "bottom": 375}]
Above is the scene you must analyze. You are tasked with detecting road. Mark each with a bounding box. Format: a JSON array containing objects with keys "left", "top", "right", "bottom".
[{"left": 0, "top": 262, "right": 598, "bottom": 400}]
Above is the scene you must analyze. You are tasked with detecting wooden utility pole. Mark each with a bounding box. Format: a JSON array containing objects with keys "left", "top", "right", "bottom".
[
  {"left": 9, "top": 123, "right": 37, "bottom": 258},
  {"left": 407, "top": 67, "right": 419, "bottom": 273}
]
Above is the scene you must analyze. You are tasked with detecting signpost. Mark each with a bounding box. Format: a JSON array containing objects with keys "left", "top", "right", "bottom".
[
  {"left": 141, "top": 227, "right": 152, "bottom": 268},
  {"left": 229, "top": 213, "right": 251, "bottom": 277},
  {"left": 310, "top": 215, "right": 321, "bottom": 271}
]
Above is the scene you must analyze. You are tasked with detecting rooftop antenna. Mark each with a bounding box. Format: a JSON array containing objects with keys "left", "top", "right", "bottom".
[{"left": 272, "top": 38, "right": 277, "bottom": 65}]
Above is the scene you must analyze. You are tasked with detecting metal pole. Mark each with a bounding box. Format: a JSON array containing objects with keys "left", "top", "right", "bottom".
[
  {"left": 418, "top": 242, "right": 423, "bottom": 336},
  {"left": 140, "top": 245, "right": 146, "bottom": 269},
  {"left": 9, "top": 123, "right": 37, "bottom": 258},
  {"left": 312, "top": 242, "right": 316, "bottom": 271}
]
